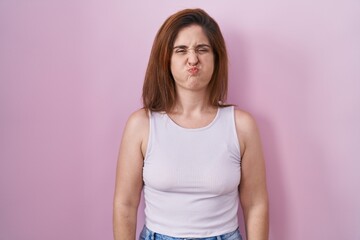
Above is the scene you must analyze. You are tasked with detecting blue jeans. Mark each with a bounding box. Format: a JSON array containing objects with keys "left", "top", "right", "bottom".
[{"left": 139, "top": 226, "right": 243, "bottom": 240}]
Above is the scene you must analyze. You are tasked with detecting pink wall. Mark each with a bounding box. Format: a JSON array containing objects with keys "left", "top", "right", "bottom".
[{"left": 1, "top": 1, "right": 359, "bottom": 239}]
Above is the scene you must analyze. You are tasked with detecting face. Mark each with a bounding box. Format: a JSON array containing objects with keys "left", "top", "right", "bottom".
[{"left": 170, "top": 25, "right": 214, "bottom": 92}]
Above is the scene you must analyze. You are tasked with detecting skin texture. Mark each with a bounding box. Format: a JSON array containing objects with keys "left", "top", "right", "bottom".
[
  {"left": 171, "top": 25, "right": 214, "bottom": 93},
  {"left": 235, "top": 110, "right": 269, "bottom": 240},
  {"left": 113, "top": 24, "right": 269, "bottom": 240}
]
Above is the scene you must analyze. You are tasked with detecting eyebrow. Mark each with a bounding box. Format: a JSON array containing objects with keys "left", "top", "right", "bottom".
[{"left": 173, "top": 44, "right": 211, "bottom": 49}]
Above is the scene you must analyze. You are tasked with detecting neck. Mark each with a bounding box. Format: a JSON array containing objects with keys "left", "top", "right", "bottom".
[{"left": 171, "top": 88, "right": 213, "bottom": 115}]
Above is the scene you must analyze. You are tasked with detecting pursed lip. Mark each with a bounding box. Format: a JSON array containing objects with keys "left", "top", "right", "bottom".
[{"left": 187, "top": 67, "right": 199, "bottom": 75}]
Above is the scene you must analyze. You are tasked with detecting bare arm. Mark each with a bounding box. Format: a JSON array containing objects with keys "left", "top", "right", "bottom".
[
  {"left": 235, "top": 110, "right": 269, "bottom": 240},
  {"left": 113, "top": 109, "right": 149, "bottom": 240}
]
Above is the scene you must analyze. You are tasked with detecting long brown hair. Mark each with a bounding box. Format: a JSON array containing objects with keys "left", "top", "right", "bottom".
[{"left": 142, "top": 8, "right": 229, "bottom": 112}]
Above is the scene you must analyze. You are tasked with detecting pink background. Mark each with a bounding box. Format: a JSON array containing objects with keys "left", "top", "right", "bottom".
[{"left": 1, "top": 1, "right": 359, "bottom": 239}]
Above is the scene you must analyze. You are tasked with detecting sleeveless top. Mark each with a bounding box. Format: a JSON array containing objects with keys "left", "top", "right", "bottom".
[{"left": 143, "top": 106, "right": 241, "bottom": 238}]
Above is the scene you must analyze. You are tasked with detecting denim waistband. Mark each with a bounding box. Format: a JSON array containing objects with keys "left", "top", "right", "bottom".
[{"left": 139, "top": 225, "right": 243, "bottom": 240}]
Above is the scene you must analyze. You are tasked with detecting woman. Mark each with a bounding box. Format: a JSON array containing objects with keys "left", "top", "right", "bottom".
[{"left": 113, "top": 8, "right": 269, "bottom": 240}]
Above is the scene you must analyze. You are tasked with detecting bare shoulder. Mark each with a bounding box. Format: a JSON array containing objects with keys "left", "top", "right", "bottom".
[
  {"left": 122, "top": 108, "right": 149, "bottom": 156},
  {"left": 125, "top": 108, "right": 149, "bottom": 130},
  {"left": 234, "top": 108, "right": 259, "bottom": 136},
  {"left": 122, "top": 108, "right": 149, "bottom": 143},
  {"left": 234, "top": 108, "right": 261, "bottom": 156}
]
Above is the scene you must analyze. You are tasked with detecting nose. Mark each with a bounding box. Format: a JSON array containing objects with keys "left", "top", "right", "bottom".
[{"left": 187, "top": 49, "right": 199, "bottom": 66}]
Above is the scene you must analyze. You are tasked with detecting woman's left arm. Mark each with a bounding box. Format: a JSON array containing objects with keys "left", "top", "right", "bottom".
[{"left": 235, "top": 110, "right": 269, "bottom": 240}]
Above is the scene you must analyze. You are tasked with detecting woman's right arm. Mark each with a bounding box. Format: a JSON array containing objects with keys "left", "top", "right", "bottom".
[{"left": 113, "top": 109, "right": 149, "bottom": 240}]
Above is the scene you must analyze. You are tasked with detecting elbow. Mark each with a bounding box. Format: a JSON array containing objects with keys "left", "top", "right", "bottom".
[{"left": 240, "top": 192, "right": 269, "bottom": 217}]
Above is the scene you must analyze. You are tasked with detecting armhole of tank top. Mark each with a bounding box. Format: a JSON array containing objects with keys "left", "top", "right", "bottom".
[
  {"left": 231, "top": 106, "right": 242, "bottom": 163},
  {"left": 143, "top": 110, "right": 152, "bottom": 160}
]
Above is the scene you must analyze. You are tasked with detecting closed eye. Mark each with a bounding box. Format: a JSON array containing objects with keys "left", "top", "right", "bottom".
[
  {"left": 173, "top": 44, "right": 212, "bottom": 54},
  {"left": 174, "top": 48, "right": 187, "bottom": 54},
  {"left": 196, "top": 47, "right": 210, "bottom": 53}
]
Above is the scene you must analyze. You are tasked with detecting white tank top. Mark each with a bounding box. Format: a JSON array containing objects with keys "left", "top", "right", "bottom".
[{"left": 143, "top": 106, "right": 241, "bottom": 238}]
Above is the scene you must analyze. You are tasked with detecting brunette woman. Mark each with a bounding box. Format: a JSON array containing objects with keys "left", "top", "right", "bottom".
[{"left": 113, "top": 8, "right": 269, "bottom": 240}]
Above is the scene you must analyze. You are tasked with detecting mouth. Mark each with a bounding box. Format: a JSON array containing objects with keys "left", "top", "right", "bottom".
[{"left": 188, "top": 67, "right": 199, "bottom": 75}]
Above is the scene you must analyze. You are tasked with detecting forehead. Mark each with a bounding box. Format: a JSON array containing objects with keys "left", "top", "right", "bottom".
[{"left": 173, "top": 25, "right": 210, "bottom": 45}]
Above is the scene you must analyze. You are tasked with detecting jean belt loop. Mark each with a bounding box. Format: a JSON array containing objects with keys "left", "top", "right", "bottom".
[
  {"left": 217, "top": 236, "right": 222, "bottom": 240},
  {"left": 151, "top": 231, "right": 155, "bottom": 240}
]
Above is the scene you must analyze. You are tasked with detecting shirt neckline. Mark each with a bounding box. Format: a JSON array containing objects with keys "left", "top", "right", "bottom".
[{"left": 165, "top": 108, "right": 221, "bottom": 132}]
